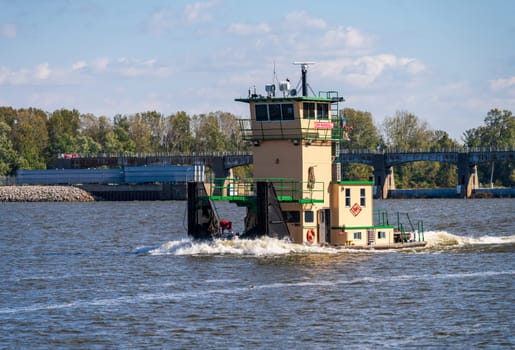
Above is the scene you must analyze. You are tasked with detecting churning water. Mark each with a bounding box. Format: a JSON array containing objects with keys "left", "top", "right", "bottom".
[{"left": 1, "top": 199, "right": 513, "bottom": 349}]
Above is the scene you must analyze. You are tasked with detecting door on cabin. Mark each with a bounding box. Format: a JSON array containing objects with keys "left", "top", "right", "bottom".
[{"left": 318, "top": 209, "right": 331, "bottom": 244}]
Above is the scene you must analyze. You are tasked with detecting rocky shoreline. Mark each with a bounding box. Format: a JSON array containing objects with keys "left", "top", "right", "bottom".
[{"left": 0, "top": 186, "right": 95, "bottom": 202}]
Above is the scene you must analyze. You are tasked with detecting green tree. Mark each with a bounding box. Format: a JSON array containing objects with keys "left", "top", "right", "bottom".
[
  {"left": 125, "top": 112, "right": 163, "bottom": 153},
  {"left": 113, "top": 115, "right": 136, "bottom": 153},
  {"left": 0, "top": 121, "right": 18, "bottom": 175},
  {"left": 192, "top": 114, "right": 227, "bottom": 152},
  {"left": 340, "top": 108, "right": 382, "bottom": 180},
  {"left": 382, "top": 111, "right": 436, "bottom": 188},
  {"left": 164, "top": 111, "right": 193, "bottom": 153},
  {"left": 139, "top": 111, "right": 165, "bottom": 152},
  {"left": 431, "top": 130, "right": 459, "bottom": 187},
  {"left": 47, "top": 108, "right": 80, "bottom": 157},
  {"left": 76, "top": 135, "right": 102, "bottom": 154},
  {"left": 10, "top": 108, "right": 48, "bottom": 169},
  {"left": 382, "top": 111, "right": 433, "bottom": 150},
  {"left": 463, "top": 109, "right": 515, "bottom": 186},
  {"left": 215, "top": 111, "right": 246, "bottom": 151}
]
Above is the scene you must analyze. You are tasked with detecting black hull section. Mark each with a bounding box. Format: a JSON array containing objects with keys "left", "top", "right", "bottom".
[
  {"left": 187, "top": 182, "right": 219, "bottom": 240},
  {"left": 187, "top": 181, "right": 290, "bottom": 240},
  {"left": 242, "top": 182, "right": 290, "bottom": 240}
]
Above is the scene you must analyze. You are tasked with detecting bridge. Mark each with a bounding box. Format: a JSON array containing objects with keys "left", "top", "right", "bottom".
[
  {"left": 56, "top": 148, "right": 514, "bottom": 198},
  {"left": 337, "top": 148, "right": 515, "bottom": 198},
  {"left": 56, "top": 152, "right": 253, "bottom": 178}
]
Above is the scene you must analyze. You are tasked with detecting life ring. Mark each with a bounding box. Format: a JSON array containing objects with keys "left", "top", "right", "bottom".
[{"left": 306, "top": 229, "right": 315, "bottom": 244}]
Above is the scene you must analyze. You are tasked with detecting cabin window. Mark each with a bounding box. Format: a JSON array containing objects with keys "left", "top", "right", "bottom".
[
  {"left": 354, "top": 232, "right": 362, "bottom": 240},
  {"left": 378, "top": 231, "right": 386, "bottom": 239},
  {"left": 317, "top": 103, "right": 329, "bottom": 119},
  {"left": 256, "top": 103, "right": 295, "bottom": 121},
  {"left": 255, "top": 104, "right": 268, "bottom": 121},
  {"left": 283, "top": 211, "right": 300, "bottom": 223},
  {"left": 304, "top": 210, "right": 314, "bottom": 223},
  {"left": 303, "top": 102, "right": 316, "bottom": 119},
  {"left": 268, "top": 104, "right": 281, "bottom": 121},
  {"left": 360, "top": 188, "right": 366, "bottom": 206},
  {"left": 281, "top": 103, "right": 295, "bottom": 120},
  {"left": 345, "top": 188, "right": 351, "bottom": 207}
]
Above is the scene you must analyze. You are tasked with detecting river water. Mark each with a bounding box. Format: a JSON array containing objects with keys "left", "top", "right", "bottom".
[{"left": 1, "top": 198, "right": 514, "bottom": 349}]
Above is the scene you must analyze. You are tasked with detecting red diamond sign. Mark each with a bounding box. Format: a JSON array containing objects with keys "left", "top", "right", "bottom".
[{"left": 350, "top": 203, "right": 362, "bottom": 216}]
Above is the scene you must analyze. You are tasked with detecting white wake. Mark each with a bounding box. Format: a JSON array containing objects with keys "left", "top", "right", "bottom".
[{"left": 139, "top": 231, "right": 515, "bottom": 256}]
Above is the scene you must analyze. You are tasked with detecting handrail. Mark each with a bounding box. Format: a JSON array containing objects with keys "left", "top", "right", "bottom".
[{"left": 208, "top": 177, "right": 325, "bottom": 203}]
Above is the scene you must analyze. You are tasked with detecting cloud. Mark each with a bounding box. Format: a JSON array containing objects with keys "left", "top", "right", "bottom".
[
  {"left": 115, "top": 58, "right": 173, "bottom": 78},
  {"left": 0, "top": 64, "right": 52, "bottom": 85},
  {"left": 285, "top": 11, "right": 327, "bottom": 29},
  {"left": 34, "top": 63, "right": 51, "bottom": 80},
  {"left": 490, "top": 76, "right": 515, "bottom": 90},
  {"left": 322, "top": 25, "right": 371, "bottom": 50},
  {"left": 145, "top": 1, "right": 217, "bottom": 35},
  {"left": 146, "top": 8, "right": 176, "bottom": 34},
  {"left": 184, "top": 1, "right": 216, "bottom": 24},
  {"left": 91, "top": 57, "right": 110, "bottom": 72},
  {"left": 228, "top": 23, "right": 271, "bottom": 36},
  {"left": 0, "top": 57, "right": 173, "bottom": 86},
  {"left": 0, "top": 23, "right": 16, "bottom": 39},
  {"left": 72, "top": 61, "right": 88, "bottom": 71},
  {"left": 317, "top": 55, "right": 425, "bottom": 88}
]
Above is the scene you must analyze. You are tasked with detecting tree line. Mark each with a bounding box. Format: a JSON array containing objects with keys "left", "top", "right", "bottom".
[{"left": 0, "top": 105, "right": 513, "bottom": 188}]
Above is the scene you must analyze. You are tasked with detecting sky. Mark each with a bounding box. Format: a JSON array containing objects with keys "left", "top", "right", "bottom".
[{"left": 1, "top": 0, "right": 514, "bottom": 141}]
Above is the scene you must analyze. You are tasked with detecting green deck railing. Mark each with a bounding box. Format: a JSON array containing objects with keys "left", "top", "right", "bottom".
[
  {"left": 238, "top": 118, "right": 347, "bottom": 142},
  {"left": 208, "top": 178, "right": 325, "bottom": 204},
  {"left": 375, "top": 209, "right": 425, "bottom": 242}
]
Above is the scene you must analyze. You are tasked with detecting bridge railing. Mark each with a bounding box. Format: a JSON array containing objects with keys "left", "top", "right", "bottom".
[
  {"left": 64, "top": 151, "right": 253, "bottom": 158},
  {"left": 339, "top": 146, "right": 515, "bottom": 154}
]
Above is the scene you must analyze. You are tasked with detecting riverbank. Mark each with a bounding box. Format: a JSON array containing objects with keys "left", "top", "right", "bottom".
[{"left": 0, "top": 186, "right": 95, "bottom": 202}]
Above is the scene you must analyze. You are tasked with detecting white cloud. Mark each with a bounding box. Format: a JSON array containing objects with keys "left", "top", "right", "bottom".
[
  {"left": 113, "top": 58, "right": 173, "bottom": 78},
  {"left": 0, "top": 57, "right": 174, "bottom": 86},
  {"left": 146, "top": 1, "right": 217, "bottom": 35},
  {"left": 322, "top": 25, "right": 370, "bottom": 49},
  {"left": 490, "top": 76, "right": 515, "bottom": 90},
  {"left": 0, "top": 64, "right": 52, "bottom": 85},
  {"left": 91, "top": 57, "right": 110, "bottom": 72},
  {"left": 317, "top": 55, "right": 425, "bottom": 88},
  {"left": 147, "top": 8, "right": 176, "bottom": 34},
  {"left": 184, "top": 1, "right": 216, "bottom": 24},
  {"left": 228, "top": 23, "right": 271, "bottom": 36},
  {"left": 34, "top": 63, "right": 51, "bottom": 80},
  {"left": 285, "top": 11, "right": 327, "bottom": 29},
  {"left": 0, "top": 23, "right": 16, "bottom": 39},
  {"left": 72, "top": 61, "right": 88, "bottom": 71}
]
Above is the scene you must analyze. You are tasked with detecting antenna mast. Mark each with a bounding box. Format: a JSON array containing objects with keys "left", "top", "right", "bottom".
[{"left": 293, "top": 61, "right": 315, "bottom": 97}]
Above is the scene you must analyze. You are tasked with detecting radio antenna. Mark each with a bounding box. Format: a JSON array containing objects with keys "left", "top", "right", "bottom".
[{"left": 293, "top": 61, "right": 315, "bottom": 97}]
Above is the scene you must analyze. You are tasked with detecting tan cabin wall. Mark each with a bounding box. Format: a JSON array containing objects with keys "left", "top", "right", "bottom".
[
  {"left": 252, "top": 141, "right": 302, "bottom": 179},
  {"left": 330, "top": 183, "right": 373, "bottom": 227},
  {"left": 300, "top": 143, "right": 332, "bottom": 207},
  {"left": 330, "top": 182, "right": 374, "bottom": 244}
]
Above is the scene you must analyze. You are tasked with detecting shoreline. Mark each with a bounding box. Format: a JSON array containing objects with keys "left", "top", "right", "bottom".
[
  {"left": 1, "top": 185, "right": 513, "bottom": 202},
  {"left": 0, "top": 186, "right": 95, "bottom": 202}
]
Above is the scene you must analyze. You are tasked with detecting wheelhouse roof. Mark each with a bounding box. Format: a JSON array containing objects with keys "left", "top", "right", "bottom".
[{"left": 235, "top": 96, "right": 333, "bottom": 103}]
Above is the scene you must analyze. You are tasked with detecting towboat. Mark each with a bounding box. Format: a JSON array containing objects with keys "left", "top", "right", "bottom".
[{"left": 187, "top": 62, "right": 426, "bottom": 249}]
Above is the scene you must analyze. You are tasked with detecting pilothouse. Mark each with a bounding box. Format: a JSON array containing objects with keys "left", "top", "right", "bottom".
[{"left": 187, "top": 62, "right": 426, "bottom": 249}]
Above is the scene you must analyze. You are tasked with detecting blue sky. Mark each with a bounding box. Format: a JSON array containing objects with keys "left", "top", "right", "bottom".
[{"left": 1, "top": 0, "right": 514, "bottom": 140}]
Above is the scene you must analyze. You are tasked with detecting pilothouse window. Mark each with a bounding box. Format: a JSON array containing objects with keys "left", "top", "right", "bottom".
[
  {"left": 303, "top": 102, "right": 316, "bottom": 119},
  {"left": 317, "top": 103, "right": 329, "bottom": 119},
  {"left": 255, "top": 103, "right": 295, "bottom": 121},
  {"left": 269, "top": 104, "right": 281, "bottom": 120},
  {"left": 255, "top": 104, "right": 268, "bottom": 121},
  {"left": 282, "top": 104, "right": 294, "bottom": 120}
]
